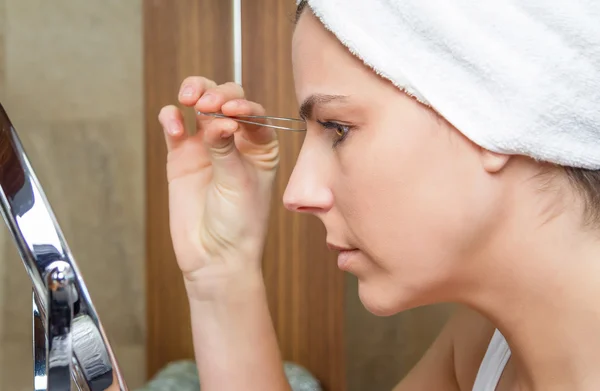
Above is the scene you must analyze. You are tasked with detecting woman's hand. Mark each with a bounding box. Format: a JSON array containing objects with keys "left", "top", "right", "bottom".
[{"left": 158, "top": 77, "right": 279, "bottom": 301}]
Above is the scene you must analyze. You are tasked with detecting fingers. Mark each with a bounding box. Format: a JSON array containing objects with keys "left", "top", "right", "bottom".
[
  {"left": 221, "top": 99, "right": 277, "bottom": 146},
  {"left": 194, "top": 82, "right": 245, "bottom": 114},
  {"left": 158, "top": 105, "right": 187, "bottom": 152},
  {"left": 202, "top": 118, "right": 247, "bottom": 191},
  {"left": 178, "top": 76, "right": 218, "bottom": 107},
  {"left": 167, "top": 77, "right": 277, "bottom": 187},
  {"left": 189, "top": 79, "right": 275, "bottom": 146},
  {"left": 159, "top": 100, "right": 247, "bottom": 191},
  {"left": 202, "top": 118, "right": 239, "bottom": 156},
  {"left": 221, "top": 99, "right": 266, "bottom": 117}
]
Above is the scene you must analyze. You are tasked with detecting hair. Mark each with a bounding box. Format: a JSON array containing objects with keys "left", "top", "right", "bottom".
[
  {"left": 294, "top": 0, "right": 600, "bottom": 227},
  {"left": 564, "top": 167, "right": 600, "bottom": 227},
  {"left": 295, "top": 0, "right": 308, "bottom": 23}
]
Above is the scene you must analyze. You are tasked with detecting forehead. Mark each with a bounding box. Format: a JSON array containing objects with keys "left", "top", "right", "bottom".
[{"left": 291, "top": 12, "right": 374, "bottom": 99}]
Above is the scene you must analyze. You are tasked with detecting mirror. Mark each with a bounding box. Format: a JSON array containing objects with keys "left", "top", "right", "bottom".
[{"left": 0, "top": 103, "right": 127, "bottom": 390}]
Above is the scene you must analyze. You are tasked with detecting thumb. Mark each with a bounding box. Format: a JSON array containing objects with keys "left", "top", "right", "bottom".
[{"left": 203, "top": 118, "right": 246, "bottom": 190}]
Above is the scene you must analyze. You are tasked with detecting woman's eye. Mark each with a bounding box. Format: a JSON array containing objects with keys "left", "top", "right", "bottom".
[{"left": 317, "top": 120, "right": 353, "bottom": 147}]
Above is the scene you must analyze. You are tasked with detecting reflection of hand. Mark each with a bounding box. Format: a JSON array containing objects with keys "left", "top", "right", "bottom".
[{"left": 158, "top": 76, "right": 279, "bottom": 301}]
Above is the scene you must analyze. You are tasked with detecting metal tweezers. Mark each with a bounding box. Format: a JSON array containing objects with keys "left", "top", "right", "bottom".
[{"left": 197, "top": 111, "right": 306, "bottom": 132}]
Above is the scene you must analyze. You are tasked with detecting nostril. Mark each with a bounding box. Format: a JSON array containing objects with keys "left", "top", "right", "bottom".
[
  {"left": 283, "top": 199, "right": 312, "bottom": 213},
  {"left": 283, "top": 188, "right": 333, "bottom": 214},
  {"left": 294, "top": 206, "right": 323, "bottom": 214},
  {"left": 282, "top": 195, "right": 304, "bottom": 212},
  {"left": 296, "top": 206, "right": 314, "bottom": 213}
]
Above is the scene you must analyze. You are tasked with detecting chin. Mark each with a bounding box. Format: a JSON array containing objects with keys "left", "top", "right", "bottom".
[{"left": 356, "top": 279, "right": 423, "bottom": 317}]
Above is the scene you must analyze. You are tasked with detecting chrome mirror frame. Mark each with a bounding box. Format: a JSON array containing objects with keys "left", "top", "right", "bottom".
[{"left": 0, "top": 103, "right": 127, "bottom": 391}]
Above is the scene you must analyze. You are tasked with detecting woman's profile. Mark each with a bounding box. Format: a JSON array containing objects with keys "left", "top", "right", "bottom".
[{"left": 157, "top": 1, "right": 600, "bottom": 390}]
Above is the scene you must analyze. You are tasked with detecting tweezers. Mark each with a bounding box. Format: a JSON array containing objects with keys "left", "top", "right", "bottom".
[{"left": 197, "top": 111, "right": 306, "bottom": 132}]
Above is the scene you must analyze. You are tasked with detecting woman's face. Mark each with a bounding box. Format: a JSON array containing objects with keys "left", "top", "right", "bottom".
[{"left": 285, "top": 12, "right": 512, "bottom": 315}]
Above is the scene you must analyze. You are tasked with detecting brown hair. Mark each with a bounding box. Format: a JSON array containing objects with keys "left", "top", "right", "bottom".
[
  {"left": 295, "top": 0, "right": 308, "bottom": 23},
  {"left": 564, "top": 167, "right": 600, "bottom": 227},
  {"left": 294, "top": 0, "right": 600, "bottom": 227}
]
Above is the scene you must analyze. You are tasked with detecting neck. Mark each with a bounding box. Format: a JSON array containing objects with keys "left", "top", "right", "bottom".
[{"left": 460, "top": 212, "right": 600, "bottom": 390}]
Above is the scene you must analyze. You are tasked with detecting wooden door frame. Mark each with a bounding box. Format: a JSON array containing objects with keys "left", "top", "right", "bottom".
[{"left": 144, "top": 1, "right": 345, "bottom": 390}]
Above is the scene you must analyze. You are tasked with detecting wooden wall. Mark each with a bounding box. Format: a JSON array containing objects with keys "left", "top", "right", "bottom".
[{"left": 144, "top": 1, "right": 345, "bottom": 389}]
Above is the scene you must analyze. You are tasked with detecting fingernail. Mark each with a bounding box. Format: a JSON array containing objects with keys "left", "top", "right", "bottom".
[
  {"left": 199, "top": 94, "right": 215, "bottom": 105},
  {"left": 181, "top": 85, "right": 194, "bottom": 97}
]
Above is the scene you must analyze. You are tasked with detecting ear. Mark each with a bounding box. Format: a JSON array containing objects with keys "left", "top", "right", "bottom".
[{"left": 480, "top": 148, "right": 511, "bottom": 173}]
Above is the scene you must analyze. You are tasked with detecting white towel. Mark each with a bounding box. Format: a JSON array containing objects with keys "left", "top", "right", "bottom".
[{"left": 300, "top": 0, "right": 600, "bottom": 169}]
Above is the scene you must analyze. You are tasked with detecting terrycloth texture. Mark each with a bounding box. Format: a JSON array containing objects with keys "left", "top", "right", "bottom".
[{"left": 301, "top": 0, "right": 600, "bottom": 169}]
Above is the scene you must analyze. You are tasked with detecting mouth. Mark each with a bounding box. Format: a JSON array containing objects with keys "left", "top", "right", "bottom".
[
  {"left": 327, "top": 242, "right": 359, "bottom": 270},
  {"left": 326, "top": 242, "right": 357, "bottom": 252}
]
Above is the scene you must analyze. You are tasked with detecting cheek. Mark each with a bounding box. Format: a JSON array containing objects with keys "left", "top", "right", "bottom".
[{"left": 334, "top": 121, "right": 484, "bottom": 290}]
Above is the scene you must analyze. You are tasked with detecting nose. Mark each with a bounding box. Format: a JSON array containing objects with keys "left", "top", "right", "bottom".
[{"left": 283, "top": 146, "right": 334, "bottom": 214}]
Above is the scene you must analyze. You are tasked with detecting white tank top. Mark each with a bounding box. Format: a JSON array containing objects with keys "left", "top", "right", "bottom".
[{"left": 472, "top": 329, "right": 511, "bottom": 391}]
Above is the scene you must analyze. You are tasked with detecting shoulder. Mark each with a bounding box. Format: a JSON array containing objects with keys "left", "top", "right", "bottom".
[
  {"left": 448, "top": 305, "right": 497, "bottom": 391},
  {"left": 391, "top": 304, "right": 496, "bottom": 391}
]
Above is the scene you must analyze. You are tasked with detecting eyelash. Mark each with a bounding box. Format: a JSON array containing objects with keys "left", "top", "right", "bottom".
[{"left": 317, "top": 120, "right": 353, "bottom": 148}]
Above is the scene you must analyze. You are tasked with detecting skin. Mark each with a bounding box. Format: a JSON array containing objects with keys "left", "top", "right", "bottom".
[{"left": 157, "top": 7, "right": 600, "bottom": 391}]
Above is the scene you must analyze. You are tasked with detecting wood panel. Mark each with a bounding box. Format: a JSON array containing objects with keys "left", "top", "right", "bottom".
[
  {"left": 143, "top": 0, "right": 233, "bottom": 378},
  {"left": 241, "top": 2, "right": 346, "bottom": 391},
  {"left": 144, "top": 1, "right": 345, "bottom": 388}
]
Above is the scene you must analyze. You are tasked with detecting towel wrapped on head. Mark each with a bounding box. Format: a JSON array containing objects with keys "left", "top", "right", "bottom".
[{"left": 298, "top": 0, "right": 600, "bottom": 169}]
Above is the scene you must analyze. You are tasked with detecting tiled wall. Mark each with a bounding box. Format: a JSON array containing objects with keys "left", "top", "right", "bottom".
[{"left": 0, "top": 1, "right": 145, "bottom": 390}]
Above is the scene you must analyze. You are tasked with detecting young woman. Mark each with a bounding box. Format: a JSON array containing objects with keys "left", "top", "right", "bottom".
[{"left": 157, "top": 1, "right": 600, "bottom": 390}]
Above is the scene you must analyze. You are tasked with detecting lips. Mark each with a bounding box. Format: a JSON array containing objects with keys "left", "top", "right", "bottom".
[
  {"left": 326, "top": 242, "right": 356, "bottom": 252},
  {"left": 336, "top": 249, "right": 358, "bottom": 270},
  {"left": 327, "top": 242, "right": 359, "bottom": 270}
]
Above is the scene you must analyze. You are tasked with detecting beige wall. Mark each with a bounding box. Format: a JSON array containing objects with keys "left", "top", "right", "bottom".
[{"left": 0, "top": 1, "right": 145, "bottom": 390}]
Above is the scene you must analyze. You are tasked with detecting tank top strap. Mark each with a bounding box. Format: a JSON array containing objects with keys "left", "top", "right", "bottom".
[{"left": 472, "top": 329, "right": 511, "bottom": 391}]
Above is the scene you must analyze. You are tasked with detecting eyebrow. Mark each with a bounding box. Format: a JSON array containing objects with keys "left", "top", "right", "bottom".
[{"left": 298, "top": 94, "right": 349, "bottom": 121}]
